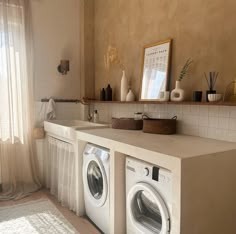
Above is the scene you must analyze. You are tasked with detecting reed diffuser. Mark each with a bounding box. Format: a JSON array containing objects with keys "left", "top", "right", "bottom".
[{"left": 204, "top": 72, "right": 219, "bottom": 102}]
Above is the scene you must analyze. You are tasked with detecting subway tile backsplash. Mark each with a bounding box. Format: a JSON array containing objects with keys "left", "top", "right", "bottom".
[
  {"left": 93, "top": 103, "right": 236, "bottom": 143},
  {"left": 34, "top": 101, "right": 236, "bottom": 143}
]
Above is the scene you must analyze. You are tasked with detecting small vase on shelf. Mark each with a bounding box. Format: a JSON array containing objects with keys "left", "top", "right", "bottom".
[
  {"left": 100, "top": 88, "right": 105, "bottom": 101},
  {"left": 170, "top": 58, "right": 193, "bottom": 102},
  {"left": 126, "top": 89, "right": 135, "bottom": 102},
  {"left": 171, "top": 81, "right": 185, "bottom": 102},
  {"left": 121, "top": 70, "right": 128, "bottom": 101},
  {"left": 105, "top": 84, "right": 112, "bottom": 101},
  {"left": 204, "top": 71, "right": 219, "bottom": 102},
  {"left": 206, "top": 90, "right": 216, "bottom": 102}
]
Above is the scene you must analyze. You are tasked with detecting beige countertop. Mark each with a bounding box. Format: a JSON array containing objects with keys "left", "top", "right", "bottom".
[
  {"left": 74, "top": 127, "right": 236, "bottom": 234},
  {"left": 76, "top": 128, "right": 236, "bottom": 159}
]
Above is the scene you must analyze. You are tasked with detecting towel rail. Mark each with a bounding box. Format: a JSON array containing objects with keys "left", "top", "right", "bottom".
[
  {"left": 41, "top": 98, "right": 81, "bottom": 103},
  {"left": 40, "top": 98, "right": 93, "bottom": 105}
]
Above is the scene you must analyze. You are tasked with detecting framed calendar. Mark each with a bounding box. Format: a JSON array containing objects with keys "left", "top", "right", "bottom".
[{"left": 139, "top": 39, "right": 172, "bottom": 101}]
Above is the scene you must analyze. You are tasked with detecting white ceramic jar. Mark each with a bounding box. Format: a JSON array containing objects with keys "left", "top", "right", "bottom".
[
  {"left": 171, "top": 81, "right": 185, "bottom": 102},
  {"left": 126, "top": 89, "right": 135, "bottom": 102}
]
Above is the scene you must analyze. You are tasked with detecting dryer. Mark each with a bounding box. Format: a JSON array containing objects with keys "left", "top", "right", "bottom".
[
  {"left": 126, "top": 157, "right": 172, "bottom": 234},
  {"left": 83, "top": 144, "right": 110, "bottom": 233}
]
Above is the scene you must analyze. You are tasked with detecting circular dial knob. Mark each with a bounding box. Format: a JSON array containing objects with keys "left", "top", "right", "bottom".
[{"left": 143, "top": 167, "right": 149, "bottom": 176}]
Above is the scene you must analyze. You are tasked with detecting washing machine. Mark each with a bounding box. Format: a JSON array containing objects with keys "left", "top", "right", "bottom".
[
  {"left": 126, "top": 157, "right": 172, "bottom": 234},
  {"left": 83, "top": 144, "right": 110, "bottom": 233}
]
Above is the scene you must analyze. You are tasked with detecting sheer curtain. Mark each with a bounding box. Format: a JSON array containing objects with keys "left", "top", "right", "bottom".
[
  {"left": 45, "top": 136, "right": 76, "bottom": 211},
  {"left": 0, "top": 0, "right": 41, "bottom": 200}
]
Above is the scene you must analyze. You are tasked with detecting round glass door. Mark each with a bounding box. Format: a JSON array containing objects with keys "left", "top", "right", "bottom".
[
  {"left": 128, "top": 183, "right": 170, "bottom": 234},
  {"left": 87, "top": 160, "right": 103, "bottom": 200},
  {"left": 132, "top": 190, "right": 162, "bottom": 233}
]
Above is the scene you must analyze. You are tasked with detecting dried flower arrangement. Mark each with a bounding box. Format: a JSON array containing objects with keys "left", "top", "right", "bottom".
[
  {"left": 177, "top": 58, "right": 193, "bottom": 81},
  {"left": 104, "top": 46, "right": 124, "bottom": 71}
]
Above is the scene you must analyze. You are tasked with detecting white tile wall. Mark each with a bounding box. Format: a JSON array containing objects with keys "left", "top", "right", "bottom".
[
  {"left": 93, "top": 103, "right": 236, "bottom": 143},
  {"left": 34, "top": 101, "right": 236, "bottom": 142}
]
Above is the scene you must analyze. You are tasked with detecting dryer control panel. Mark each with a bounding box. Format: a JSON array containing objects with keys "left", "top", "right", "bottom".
[{"left": 126, "top": 157, "right": 172, "bottom": 185}]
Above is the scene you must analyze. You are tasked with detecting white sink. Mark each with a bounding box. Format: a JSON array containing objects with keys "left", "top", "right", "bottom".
[{"left": 44, "top": 120, "right": 108, "bottom": 141}]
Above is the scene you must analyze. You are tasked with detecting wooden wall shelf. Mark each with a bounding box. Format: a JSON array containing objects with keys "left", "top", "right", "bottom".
[{"left": 88, "top": 100, "right": 236, "bottom": 106}]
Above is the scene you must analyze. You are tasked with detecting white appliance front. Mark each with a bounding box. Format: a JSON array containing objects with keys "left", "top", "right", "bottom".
[
  {"left": 83, "top": 144, "right": 110, "bottom": 233},
  {"left": 126, "top": 157, "right": 172, "bottom": 234}
]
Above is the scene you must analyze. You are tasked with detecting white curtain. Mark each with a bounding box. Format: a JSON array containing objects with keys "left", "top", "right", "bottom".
[
  {"left": 0, "top": 0, "right": 41, "bottom": 200},
  {"left": 45, "top": 136, "right": 76, "bottom": 212}
]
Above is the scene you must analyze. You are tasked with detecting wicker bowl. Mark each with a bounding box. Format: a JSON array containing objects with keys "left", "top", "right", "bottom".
[
  {"left": 111, "top": 118, "right": 143, "bottom": 130},
  {"left": 142, "top": 116, "right": 177, "bottom": 135}
]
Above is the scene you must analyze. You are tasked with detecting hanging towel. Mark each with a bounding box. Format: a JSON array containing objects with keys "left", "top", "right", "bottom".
[{"left": 46, "top": 98, "right": 56, "bottom": 120}]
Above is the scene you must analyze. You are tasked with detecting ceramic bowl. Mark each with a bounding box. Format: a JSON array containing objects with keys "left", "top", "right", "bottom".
[{"left": 208, "top": 94, "right": 222, "bottom": 102}]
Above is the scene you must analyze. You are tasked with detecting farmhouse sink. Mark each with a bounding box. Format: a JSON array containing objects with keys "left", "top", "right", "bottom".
[{"left": 44, "top": 120, "right": 108, "bottom": 140}]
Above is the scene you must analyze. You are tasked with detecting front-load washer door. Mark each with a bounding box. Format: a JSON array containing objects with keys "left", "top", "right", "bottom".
[
  {"left": 83, "top": 154, "right": 108, "bottom": 207},
  {"left": 127, "top": 182, "right": 170, "bottom": 234}
]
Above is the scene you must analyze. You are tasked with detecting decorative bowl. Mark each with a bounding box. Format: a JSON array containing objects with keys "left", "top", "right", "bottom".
[{"left": 208, "top": 94, "right": 222, "bottom": 102}]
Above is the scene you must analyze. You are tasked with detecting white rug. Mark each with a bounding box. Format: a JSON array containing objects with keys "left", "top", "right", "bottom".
[{"left": 0, "top": 199, "right": 79, "bottom": 234}]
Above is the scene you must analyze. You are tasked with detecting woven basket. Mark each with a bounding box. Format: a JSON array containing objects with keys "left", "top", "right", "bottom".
[
  {"left": 143, "top": 116, "right": 177, "bottom": 135},
  {"left": 112, "top": 118, "right": 143, "bottom": 130}
]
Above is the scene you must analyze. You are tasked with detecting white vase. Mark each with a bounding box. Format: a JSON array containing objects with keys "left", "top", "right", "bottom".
[
  {"left": 126, "top": 89, "right": 135, "bottom": 102},
  {"left": 171, "top": 81, "right": 185, "bottom": 101},
  {"left": 120, "top": 70, "right": 128, "bottom": 101}
]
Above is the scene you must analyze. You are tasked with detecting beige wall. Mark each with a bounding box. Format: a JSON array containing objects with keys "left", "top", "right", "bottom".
[
  {"left": 94, "top": 0, "right": 236, "bottom": 101},
  {"left": 31, "top": 0, "right": 80, "bottom": 101},
  {"left": 80, "top": 0, "right": 95, "bottom": 99}
]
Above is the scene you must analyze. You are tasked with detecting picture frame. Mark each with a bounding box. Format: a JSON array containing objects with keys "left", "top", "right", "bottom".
[{"left": 139, "top": 39, "right": 172, "bottom": 101}]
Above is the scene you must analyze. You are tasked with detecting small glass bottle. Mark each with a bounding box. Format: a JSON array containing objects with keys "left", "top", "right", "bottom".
[
  {"left": 100, "top": 88, "right": 105, "bottom": 101},
  {"left": 105, "top": 84, "right": 112, "bottom": 101},
  {"left": 93, "top": 110, "right": 99, "bottom": 123}
]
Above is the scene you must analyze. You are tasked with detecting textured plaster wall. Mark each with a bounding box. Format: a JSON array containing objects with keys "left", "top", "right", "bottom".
[
  {"left": 31, "top": 0, "right": 80, "bottom": 100},
  {"left": 84, "top": 0, "right": 95, "bottom": 99},
  {"left": 94, "top": 0, "right": 236, "bottom": 101}
]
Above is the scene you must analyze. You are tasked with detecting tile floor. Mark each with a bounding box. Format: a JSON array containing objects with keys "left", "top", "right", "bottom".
[{"left": 0, "top": 189, "right": 100, "bottom": 234}]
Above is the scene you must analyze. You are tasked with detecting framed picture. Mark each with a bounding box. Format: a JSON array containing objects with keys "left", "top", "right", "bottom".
[{"left": 139, "top": 39, "right": 172, "bottom": 101}]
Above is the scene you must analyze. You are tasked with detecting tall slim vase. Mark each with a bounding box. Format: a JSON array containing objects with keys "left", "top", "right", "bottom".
[{"left": 120, "top": 70, "right": 128, "bottom": 101}]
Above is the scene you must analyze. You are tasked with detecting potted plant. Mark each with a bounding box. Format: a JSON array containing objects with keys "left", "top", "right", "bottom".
[{"left": 171, "top": 58, "right": 193, "bottom": 101}]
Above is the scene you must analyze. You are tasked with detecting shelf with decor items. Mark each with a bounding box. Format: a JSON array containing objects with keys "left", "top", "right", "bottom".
[{"left": 85, "top": 100, "right": 236, "bottom": 106}]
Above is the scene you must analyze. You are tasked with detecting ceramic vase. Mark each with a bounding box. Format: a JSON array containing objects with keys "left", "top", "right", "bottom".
[
  {"left": 171, "top": 81, "right": 185, "bottom": 102},
  {"left": 121, "top": 70, "right": 128, "bottom": 101},
  {"left": 126, "top": 89, "right": 135, "bottom": 102}
]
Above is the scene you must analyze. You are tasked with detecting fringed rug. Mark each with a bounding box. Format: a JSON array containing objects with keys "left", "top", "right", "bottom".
[{"left": 0, "top": 199, "right": 79, "bottom": 234}]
